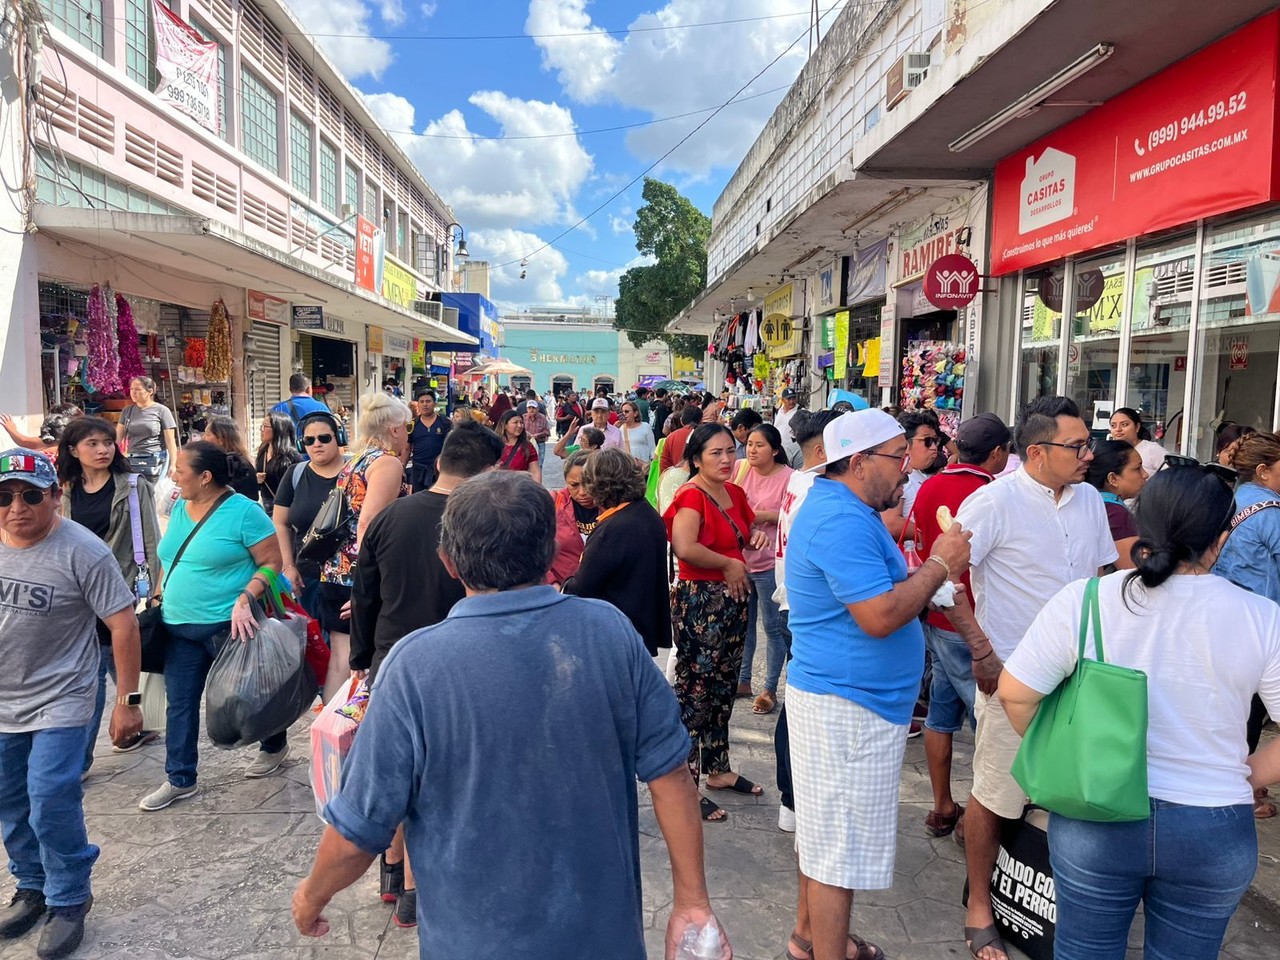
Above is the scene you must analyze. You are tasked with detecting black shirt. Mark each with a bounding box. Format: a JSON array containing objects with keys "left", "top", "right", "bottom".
[
  {"left": 563, "top": 500, "right": 672, "bottom": 656},
  {"left": 227, "top": 454, "right": 260, "bottom": 503},
  {"left": 408, "top": 415, "right": 451, "bottom": 490},
  {"left": 69, "top": 479, "right": 113, "bottom": 540},
  {"left": 349, "top": 490, "right": 465, "bottom": 677},
  {"left": 650, "top": 402, "right": 671, "bottom": 433},
  {"left": 275, "top": 462, "right": 341, "bottom": 579}
]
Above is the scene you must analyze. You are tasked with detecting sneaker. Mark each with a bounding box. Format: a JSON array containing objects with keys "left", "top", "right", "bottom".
[
  {"left": 379, "top": 854, "right": 404, "bottom": 904},
  {"left": 393, "top": 888, "right": 417, "bottom": 929},
  {"left": 777, "top": 805, "right": 796, "bottom": 833},
  {"left": 111, "top": 730, "right": 160, "bottom": 754},
  {"left": 0, "top": 889, "right": 46, "bottom": 939},
  {"left": 138, "top": 782, "right": 199, "bottom": 812},
  {"left": 245, "top": 743, "right": 289, "bottom": 779},
  {"left": 36, "top": 898, "right": 90, "bottom": 959}
]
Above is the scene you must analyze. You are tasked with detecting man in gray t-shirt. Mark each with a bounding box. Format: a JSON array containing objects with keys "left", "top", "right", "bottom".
[{"left": 0, "top": 449, "right": 142, "bottom": 958}]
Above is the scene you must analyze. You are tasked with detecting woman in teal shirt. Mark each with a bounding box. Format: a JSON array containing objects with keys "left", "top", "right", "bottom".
[{"left": 138, "top": 441, "right": 284, "bottom": 813}]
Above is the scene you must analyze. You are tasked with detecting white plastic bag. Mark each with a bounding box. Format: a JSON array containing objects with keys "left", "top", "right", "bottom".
[
  {"left": 139, "top": 671, "right": 167, "bottom": 731},
  {"left": 154, "top": 474, "right": 180, "bottom": 518}
]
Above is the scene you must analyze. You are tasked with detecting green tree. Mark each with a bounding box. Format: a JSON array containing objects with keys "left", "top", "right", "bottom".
[{"left": 614, "top": 178, "right": 710, "bottom": 359}]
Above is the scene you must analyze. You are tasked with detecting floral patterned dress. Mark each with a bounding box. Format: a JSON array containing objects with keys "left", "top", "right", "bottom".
[{"left": 319, "top": 448, "right": 408, "bottom": 588}]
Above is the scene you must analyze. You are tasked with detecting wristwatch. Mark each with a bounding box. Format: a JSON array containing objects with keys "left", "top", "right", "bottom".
[{"left": 116, "top": 692, "right": 142, "bottom": 707}]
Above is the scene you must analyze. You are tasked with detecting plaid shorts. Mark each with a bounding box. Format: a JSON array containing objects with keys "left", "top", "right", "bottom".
[{"left": 788, "top": 686, "right": 908, "bottom": 890}]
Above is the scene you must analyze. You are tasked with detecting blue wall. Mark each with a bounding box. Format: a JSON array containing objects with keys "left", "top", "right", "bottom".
[{"left": 501, "top": 326, "right": 621, "bottom": 393}]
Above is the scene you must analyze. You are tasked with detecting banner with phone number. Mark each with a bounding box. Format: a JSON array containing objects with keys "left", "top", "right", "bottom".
[
  {"left": 990, "top": 12, "right": 1279, "bottom": 275},
  {"left": 152, "top": 0, "right": 219, "bottom": 135}
]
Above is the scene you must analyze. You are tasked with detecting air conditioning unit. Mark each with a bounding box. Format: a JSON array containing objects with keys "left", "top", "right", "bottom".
[
  {"left": 886, "top": 51, "right": 931, "bottom": 109},
  {"left": 414, "top": 300, "right": 444, "bottom": 323}
]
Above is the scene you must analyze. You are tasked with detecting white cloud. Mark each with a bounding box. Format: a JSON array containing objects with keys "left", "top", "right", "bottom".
[
  {"left": 419, "top": 0, "right": 437, "bottom": 15},
  {"left": 378, "top": 0, "right": 405, "bottom": 25},
  {"left": 575, "top": 254, "right": 652, "bottom": 298},
  {"left": 470, "top": 229, "right": 571, "bottom": 304},
  {"left": 529, "top": 0, "right": 850, "bottom": 176},
  {"left": 362, "top": 90, "right": 594, "bottom": 232},
  {"left": 283, "top": 0, "right": 394, "bottom": 80},
  {"left": 609, "top": 212, "right": 632, "bottom": 235}
]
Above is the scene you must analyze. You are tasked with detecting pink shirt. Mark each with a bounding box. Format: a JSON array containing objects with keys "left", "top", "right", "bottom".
[{"left": 741, "top": 464, "right": 793, "bottom": 573}]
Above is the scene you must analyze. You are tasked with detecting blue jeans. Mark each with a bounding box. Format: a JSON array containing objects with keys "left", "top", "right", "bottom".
[
  {"left": 739, "top": 568, "right": 792, "bottom": 691},
  {"left": 922, "top": 623, "right": 976, "bottom": 734},
  {"left": 164, "top": 621, "right": 287, "bottom": 789},
  {"left": 0, "top": 725, "right": 98, "bottom": 906},
  {"left": 1049, "top": 800, "right": 1256, "bottom": 960},
  {"left": 84, "top": 645, "right": 116, "bottom": 774}
]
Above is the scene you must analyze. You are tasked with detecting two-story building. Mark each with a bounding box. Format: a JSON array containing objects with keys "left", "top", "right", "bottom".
[{"left": 0, "top": 0, "right": 474, "bottom": 439}]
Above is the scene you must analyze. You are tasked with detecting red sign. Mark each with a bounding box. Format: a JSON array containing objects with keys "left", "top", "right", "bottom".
[
  {"left": 354, "top": 216, "right": 377, "bottom": 292},
  {"left": 1230, "top": 337, "right": 1250, "bottom": 370},
  {"left": 923, "top": 254, "right": 980, "bottom": 309},
  {"left": 991, "top": 13, "right": 1280, "bottom": 274},
  {"left": 247, "top": 290, "right": 288, "bottom": 323}
]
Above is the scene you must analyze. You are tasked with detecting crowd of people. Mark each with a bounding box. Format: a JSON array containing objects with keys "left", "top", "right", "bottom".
[{"left": 4, "top": 373, "right": 1280, "bottom": 960}]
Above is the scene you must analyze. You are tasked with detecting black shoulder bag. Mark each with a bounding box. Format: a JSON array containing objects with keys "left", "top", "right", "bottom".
[{"left": 136, "top": 491, "right": 232, "bottom": 673}]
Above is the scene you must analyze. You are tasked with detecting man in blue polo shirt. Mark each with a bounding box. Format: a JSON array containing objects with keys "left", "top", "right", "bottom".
[
  {"left": 271, "top": 374, "right": 330, "bottom": 435},
  {"left": 784, "top": 410, "right": 971, "bottom": 960},
  {"left": 292, "top": 471, "right": 730, "bottom": 959}
]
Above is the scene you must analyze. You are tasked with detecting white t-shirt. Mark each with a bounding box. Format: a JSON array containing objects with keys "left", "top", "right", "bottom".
[
  {"left": 772, "top": 469, "right": 816, "bottom": 611},
  {"left": 901, "top": 469, "right": 928, "bottom": 521},
  {"left": 774, "top": 405, "right": 801, "bottom": 462},
  {"left": 956, "top": 468, "right": 1117, "bottom": 661},
  {"left": 1007, "top": 572, "right": 1280, "bottom": 807}
]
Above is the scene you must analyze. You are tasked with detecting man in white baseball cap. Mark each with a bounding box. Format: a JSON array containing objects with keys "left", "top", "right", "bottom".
[{"left": 782, "top": 411, "right": 972, "bottom": 960}]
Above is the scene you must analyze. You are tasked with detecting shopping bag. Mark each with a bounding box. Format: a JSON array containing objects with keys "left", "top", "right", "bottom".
[
  {"left": 1011, "top": 577, "right": 1149, "bottom": 822},
  {"left": 310, "top": 678, "right": 366, "bottom": 821},
  {"left": 139, "top": 671, "right": 167, "bottom": 731},
  {"left": 205, "top": 599, "right": 316, "bottom": 748},
  {"left": 256, "top": 568, "right": 328, "bottom": 688},
  {"left": 154, "top": 474, "right": 180, "bottom": 519},
  {"left": 645, "top": 440, "right": 666, "bottom": 508},
  {"left": 962, "top": 807, "right": 1056, "bottom": 960}
]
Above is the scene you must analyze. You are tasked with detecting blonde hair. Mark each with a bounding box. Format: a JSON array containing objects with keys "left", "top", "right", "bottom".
[{"left": 354, "top": 391, "right": 412, "bottom": 453}]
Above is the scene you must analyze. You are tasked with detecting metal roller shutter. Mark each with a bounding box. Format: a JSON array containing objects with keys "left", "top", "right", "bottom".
[{"left": 247, "top": 321, "right": 284, "bottom": 428}]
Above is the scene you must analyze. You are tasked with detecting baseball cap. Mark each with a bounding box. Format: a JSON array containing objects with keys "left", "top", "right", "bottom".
[
  {"left": 0, "top": 449, "right": 58, "bottom": 489},
  {"left": 804, "top": 410, "right": 904, "bottom": 473},
  {"left": 781, "top": 387, "right": 797, "bottom": 399},
  {"left": 956, "top": 412, "right": 1012, "bottom": 452},
  {"left": 591, "top": 398, "right": 610, "bottom": 410},
  {"left": 527, "top": 401, "right": 540, "bottom": 412}
]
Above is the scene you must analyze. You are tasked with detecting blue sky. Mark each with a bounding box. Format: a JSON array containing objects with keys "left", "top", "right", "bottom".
[{"left": 282, "top": 0, "right": 848, "bottom": 312}]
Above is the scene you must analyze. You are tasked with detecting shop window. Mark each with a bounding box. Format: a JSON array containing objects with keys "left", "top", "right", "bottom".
[
  {"left": 38, "top": 0, "right": 103, "bottom": 57},
  {"left": 124, "top": 0, "right": 156, "bottom": 89},
  {"left": 318, "top": 138, "right": 339, "bottom": 214},
  {"left": 1190, "top": 212, "right": 1280, "bottom": 459},
  {"left": 288, "top": 111, "right": 313, "bottom": 197},
  {"left": 1063, "top": 246, "right": 1126, "bottom": 433},
  {"left": 363, "top": 178, "right": 379, "bottom": 224},
  {"left": 345, "top": 162, "right": 360, "bottom": 212},
  {"left": 1017, "top": 263, "right": 1065, "bottom": 410},
  {"left": 240, "top": 68, "right": 279, "bottom": 174}
]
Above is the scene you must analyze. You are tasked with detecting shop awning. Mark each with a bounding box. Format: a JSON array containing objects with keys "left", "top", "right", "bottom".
[{"left": 31, "top": 208, "right": 477, "bottom": 346}]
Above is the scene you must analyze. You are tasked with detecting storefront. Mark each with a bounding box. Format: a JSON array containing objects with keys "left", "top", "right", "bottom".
[
  {"left": 367, "top": 326, "right": 412, "bottom": 394},
  {"left": 987, "top": 11, "right": 1280, "bottom": 459},
  {"left": 292, "top": 305, "right": 359, "bottom": 415},
  {"left": 812, "top": 238, "right": 889, "bottom": 407}
]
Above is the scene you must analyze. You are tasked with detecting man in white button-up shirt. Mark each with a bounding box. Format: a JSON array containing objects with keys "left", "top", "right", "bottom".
[{"left": 954, "top": 396, "right": 1117, "bottom": 960}]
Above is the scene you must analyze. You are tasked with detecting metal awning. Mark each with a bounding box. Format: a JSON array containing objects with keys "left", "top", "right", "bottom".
[{"left": 31, "top": 208, "right": 477, "bottom": 346}]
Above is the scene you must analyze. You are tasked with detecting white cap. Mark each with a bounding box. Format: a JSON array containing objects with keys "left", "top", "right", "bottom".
[{"left": 805, "top": 410, "right": 904, "bottom": 473}]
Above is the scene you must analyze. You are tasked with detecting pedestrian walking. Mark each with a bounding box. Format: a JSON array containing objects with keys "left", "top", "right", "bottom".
[
  {"left": 1001, "top": 465, "right": 1280, "bottom": 960},
  {"left": 523, "top": 400, "right": 551, "bottom": 465},
  {"left": 0, "top": 448, "right": 143, "bottom": 959},
  {"left": 293, "top": 471, "right": 730, "bottom": 959},
  {"left": 549, "top": 450, "right": 598, "bottom": 585},
  {"left": 584, "top": 398, "right": 624, "bottom": 449},
  {"left": 663, "top": 422, "right": 768, "bottom": 823},
  {"left": 955, "top": 396, "right": 1116, "bottom": 960},
  {"left": 138, "top": 441, "right": 286, "bottom": 812},
  {"left": 495, "top": 410, "right": 542, "bottom": 483},
  {"left": 270, "top": 374, "right": 331, "bottom": 438},
  {"left": 783, "top": 411, "right": 971, "bottom": 960},
  {"left": 773, "top": 387, "right": 802, "bottom": 465},
  {"left": 116, "top": 377, "right": 178, "bottom": 480},
  {"left": 406, "top": 388, "right": 450, "bottom": 493},
  {"left": 55, "top": 417, "right": 162, "bottom": 772},
  {"left": 619, "top": 400, "right": 656, "bottom": 466},
  {"left": 204, "top": 417, "right": 261, "bottom": 502},
  {"left": 660, "top": 404, "right": 703, "bottom": 471},
  {"left": 254, "top": 413, "right": 303, "bottom": 514}
]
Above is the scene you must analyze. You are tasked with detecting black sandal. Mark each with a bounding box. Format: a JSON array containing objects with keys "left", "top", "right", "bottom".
[
  {"left": 965, "top": 924, "right": 1008, "bottom": 960},
  {"left": 707, "top": 774, "right": 763, "bottom": 795},
  {"left": 380, "top": 853, "right": 404, "bottom": 903},
  {"left": 700, "top": 796, "right": 727, "bottom": 822}
]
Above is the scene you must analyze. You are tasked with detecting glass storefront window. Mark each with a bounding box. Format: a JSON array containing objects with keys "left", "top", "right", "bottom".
[
  {"left": 1191, "top": 213, "right": 1280, "bottom": 460},
  {"left": 1063, "top": 246, "right": 1126, "bottom": 432},
  {"left": 1018, "top": 263, "right": 1065, "bottom": 410}
]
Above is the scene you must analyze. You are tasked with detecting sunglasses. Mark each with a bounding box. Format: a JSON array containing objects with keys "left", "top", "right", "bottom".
[
  {"left": 1160, "top": 454, "right": 1238, "bottom": 485},
  {"left": 913, "top": 436, "right": 941, "bottom": 448},
  {"left": 0, "top": 488, "right": 49, "bottom": 507},
  {"left": 302, "top": 433, "right": 334, "bottom": 446}
]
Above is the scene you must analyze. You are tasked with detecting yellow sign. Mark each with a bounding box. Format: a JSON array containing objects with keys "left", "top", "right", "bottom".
[
  {"left": 382, "top": 260, "right": 418, "bottom": 309},
  {"left": 753, "top": 353, "right": 768, "bottom": 379},
  {"left": 761, "top": 283, "right": 795, "bottom": 346},
  {"left": 833, "top": 310, "right": 849, "bottom": 380},
  {"left": 366, "top": 326, "right": 384, "bottom": 353},
  {"left": 411, "top": 339, "right": 426, "bottom": 368},
  {"left": 863, "top": 337, "right": 881, "bottom": 375}
]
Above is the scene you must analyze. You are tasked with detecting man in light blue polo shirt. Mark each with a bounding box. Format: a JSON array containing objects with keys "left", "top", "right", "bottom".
[
  {"left": 271, "top": 374, "right": 330, "bottom": 436},
  {"left": 785, "top": 410, "right": 971, "bottom": 960}
]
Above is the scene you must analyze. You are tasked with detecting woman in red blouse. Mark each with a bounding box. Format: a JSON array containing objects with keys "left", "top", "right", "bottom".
[
  {"left": 495, "top": 410, "right": 542, "bottom": 484},
  {"left": 663, "top": 422, "right": 770, "bottom": 822}
]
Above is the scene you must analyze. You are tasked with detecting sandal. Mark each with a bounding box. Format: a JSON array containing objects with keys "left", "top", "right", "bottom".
[
  {"left": 700, "top": 796, "right": 727, "bottom": 822},
  {"left": 925, "top": 803, "right": 964, "bottom": 838},
  {"left": 753, "top": 690, "right": 777, "bottom": 714},
  {"left": 787, "top": 931, "right": 886, "bottom": 960},
  {"left": 707, "top": 774, "right": 763, "bottom": 795},
  {"left": 965, "top": 924, "right": 1008, "bottom": 960},
  {"left": 1254, "top": 787, "right": 1276, "bottom": 819}
]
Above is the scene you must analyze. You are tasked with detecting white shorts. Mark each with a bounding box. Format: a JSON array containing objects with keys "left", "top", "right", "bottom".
[
  {"left": 971, "top": 690, "right": 1028, "bottom": 820},
  {"left": 787, "top": 686, "right": 907, "bottom": 890}
]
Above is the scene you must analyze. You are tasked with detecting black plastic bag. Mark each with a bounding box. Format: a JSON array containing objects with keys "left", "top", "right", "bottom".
[{"left": 206, "top": 599, "right": 316, "bottom": 748}]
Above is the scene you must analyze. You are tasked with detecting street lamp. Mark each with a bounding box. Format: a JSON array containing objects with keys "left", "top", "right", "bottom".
[{"left": 446, "top": 222, "right": 468, "bottom": 258}]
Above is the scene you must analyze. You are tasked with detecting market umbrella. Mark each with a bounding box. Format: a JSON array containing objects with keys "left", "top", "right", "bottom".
[
  {"left": 647, "top": 379, "right": 694, "bottom": 394},
  {"left": 461, "top": 358, "right": 532, "bottom": 377}
]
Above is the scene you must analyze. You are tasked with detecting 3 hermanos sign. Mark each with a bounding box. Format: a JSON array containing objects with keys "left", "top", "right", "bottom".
[{"left": 990, "top": 12, "right": 1280, "bottom": 274}]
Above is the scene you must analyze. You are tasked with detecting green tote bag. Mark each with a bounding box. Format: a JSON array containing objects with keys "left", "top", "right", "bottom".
[{"left": 1010, "top": 577, "right": 1150, "bottom": 822}]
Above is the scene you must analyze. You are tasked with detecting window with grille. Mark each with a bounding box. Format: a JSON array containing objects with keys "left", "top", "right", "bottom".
[
  {"left": 319, "top": 139, "right": 338, "bottom": 214},
  {"left": 124, "top": 0, "right": 156, "bottom": 88},
  {"left": 191, "top": 19, "right": 229, "bottom": 141},
  {"left": 363, "top": 178, "right": 378, "bottom": 223},
  {"left": 37, "top": 0, "right": 103, "bottom": 56},
  {"left": 289, "top": 112, "right": 312, "bottom": 197},
  {"left": 240, "top": 68, "right": 279, "bottom": 174},
  {"left": 345, "top": 162, "right": 360, "bottom": 213}
]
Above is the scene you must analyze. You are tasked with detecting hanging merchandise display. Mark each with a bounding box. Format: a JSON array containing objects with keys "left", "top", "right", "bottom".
[
  {"left": 205, "top": 299, "right": 233, "bottom": 383},
  {"left": 85, "top": 285, "right": 123, "bottom": 395},
  {"left": 116, "top": 293, "right": 147, "bottom": 385},
  {"left": 901, "top": 340, "right": 966, "bottom": 435}
]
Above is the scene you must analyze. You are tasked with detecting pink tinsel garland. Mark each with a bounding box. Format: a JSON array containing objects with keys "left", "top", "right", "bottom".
[
  {"left": 115, "top": 293, "right": 146, "bottom": 384},
  {"left": 85, "top": 285, "right": 122, "bottom": 394}
]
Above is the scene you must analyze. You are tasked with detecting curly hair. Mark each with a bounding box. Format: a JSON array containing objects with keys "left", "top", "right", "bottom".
[{"left": 582, "top": 448, "right": 646, "bottom": 509}]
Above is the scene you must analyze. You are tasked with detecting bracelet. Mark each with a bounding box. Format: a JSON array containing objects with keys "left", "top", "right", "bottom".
[
  {"left": 973, "top": 649, "right": 993, "bottom": 662},
  {"left": 926, "top": 554, "right": 951, "bottom": 578}
]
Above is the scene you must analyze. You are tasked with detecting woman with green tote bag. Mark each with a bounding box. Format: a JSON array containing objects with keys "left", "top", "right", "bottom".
[{"left": 999, "top": 465, "right": 1280, "bottom": 960}]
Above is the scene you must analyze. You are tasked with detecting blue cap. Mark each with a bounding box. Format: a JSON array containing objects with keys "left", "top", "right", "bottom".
[{"left": 0, "top": 449, "right": 59, "bottom": 489}]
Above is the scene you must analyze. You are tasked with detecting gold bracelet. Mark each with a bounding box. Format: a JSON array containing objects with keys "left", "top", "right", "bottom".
[{"left": 926, "top": 554, "right": 951, "bottom": 578}]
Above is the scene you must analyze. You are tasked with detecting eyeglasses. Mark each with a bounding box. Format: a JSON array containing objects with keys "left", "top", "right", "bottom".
[
  {"left": 302, "top": 433, "right": 334, "bottom": 446},
  {"left": 1036, "top": 439, "right": 1096, "bottom": 460},
  {"left": 1160, "top": 454, "right": 1238, "bottom": 485},
  {"left": 0, "top": 488, "right": 49, "bottom": 507},
  {"left": 864, "top": 450, "right": 910, "bottom": 472}
]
